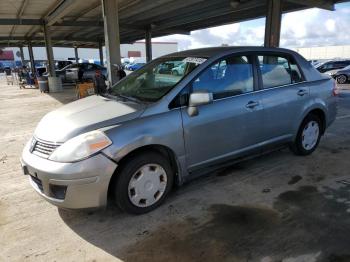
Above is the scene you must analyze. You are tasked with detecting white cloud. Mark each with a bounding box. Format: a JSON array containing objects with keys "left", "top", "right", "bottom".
[
  {"left": 154, "top": 3, "right": 350, "bottom": 50},
  {"left": 208, "top": 24, "right": 240, "bottom": 39},
  {"left": 325, "top": 19, "right": 336, "bottom": 32}
]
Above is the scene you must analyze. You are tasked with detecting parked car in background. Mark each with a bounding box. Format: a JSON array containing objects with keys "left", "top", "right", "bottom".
[
  {"left": 122, "top": 61, "right": 130, "bottom": 69},
  {"left": 332, "top": 65, "right": 350, "bottom": 84},
  {"left": 44, "top": 63, "right": 107, "bottom": 82},
  {"left": 316, "top": 60, "right": 350, "bottom": 74},
  {"left": 155, "top": 61, "right": 183, "bottom": 74},
  {"left": 171, "top": 63, "right": 186, "bottom": 75},
  {"left": 124, "top": 63, "right": 134, "bottom": 70},
  {"left": 128, "top": 62, "right": 146, "bottom": 71},
  {"left": 121, "top": 58, "right": 131, "bottom": 69},
  {"left": 22, "top": 47, "right": 337, "bottom": 214},
  {"left": 35, "top": 67, "right": 47, "bottom": 77},
  {"left": 55, "top": 60, "right": 72, "bottom": 70}
]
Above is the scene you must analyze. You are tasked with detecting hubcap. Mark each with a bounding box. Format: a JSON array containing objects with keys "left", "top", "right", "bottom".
[
  {"left": 337, "top": 75, "right": 347, "bottom": 84},
  {"left": 128, "top": 164, "right": 167, "bottom": 207},
  {"left": 301, "top": 120, "right": 320, "bottom": 151}
]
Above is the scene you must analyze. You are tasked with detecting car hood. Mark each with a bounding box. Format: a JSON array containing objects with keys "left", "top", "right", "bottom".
[{"left": 34, "top": 95, "right": 146, "bottom": 142}]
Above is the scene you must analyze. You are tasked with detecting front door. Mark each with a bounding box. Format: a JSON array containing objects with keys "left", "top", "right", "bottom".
[{"left": 181, "top": 54, "right": 264, "bottom": 171}]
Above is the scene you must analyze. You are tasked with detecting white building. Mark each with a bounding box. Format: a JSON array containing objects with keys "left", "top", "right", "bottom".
[
  {"left": 293, "top": 45, "right": 350, "bottom": 60},
  {"left": 6, "top": 41, "right": 178, "bottom": 62}
]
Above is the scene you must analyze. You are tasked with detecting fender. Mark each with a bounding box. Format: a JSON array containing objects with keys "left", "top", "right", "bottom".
[
  {"left": 292, "top": 98, "right": 328, "bottom": 140},
  {"left": 101, "top": 109, "right": 189, "bottom": 183}
]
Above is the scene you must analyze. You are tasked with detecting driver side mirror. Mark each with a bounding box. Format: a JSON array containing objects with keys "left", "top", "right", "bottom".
[{"left": 187, "top": 91, "right": 213, "bottom": 117}]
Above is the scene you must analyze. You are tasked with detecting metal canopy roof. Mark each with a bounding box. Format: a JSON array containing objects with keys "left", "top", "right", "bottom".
[{"left": 0, "top": 0, "right": 345, "bottom": 48}]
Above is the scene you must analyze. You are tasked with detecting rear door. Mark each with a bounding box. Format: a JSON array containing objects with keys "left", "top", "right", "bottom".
[
  {"left": 181, "top": 54, "right": 265, "bottom": 171},
  {"left": 256, "top": 53, "right": 307, "bottom": 146}
]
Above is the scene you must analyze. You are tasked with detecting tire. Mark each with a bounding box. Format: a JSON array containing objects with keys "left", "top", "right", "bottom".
[
  {"left": 172, "top": 70, "right": 179, "bottom": 76},
  {"left": 290, "top": 114, "right": 322, "bottom": 156},
  {"left": 113, "top": 151, "right": 174, "bottom": 214},
  {"left": 336, "top": 74, "right": 348, "bottom": 84}
]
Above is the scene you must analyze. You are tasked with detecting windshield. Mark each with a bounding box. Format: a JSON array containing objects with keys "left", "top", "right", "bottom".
[{"left": 109, "top": 57, "right": 207, "bottom": 102}]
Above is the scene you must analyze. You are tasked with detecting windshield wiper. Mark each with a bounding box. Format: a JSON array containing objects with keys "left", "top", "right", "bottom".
[{"left": 113, "top": 93, "right": 142, "bottom": 103}]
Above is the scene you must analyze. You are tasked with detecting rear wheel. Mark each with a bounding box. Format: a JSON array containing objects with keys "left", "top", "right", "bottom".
[
  {"left": 114, "top": 152, "right": 174, "bottom": 214},
  {"left": 291, "top": 114, "right": 322, "bottom": 156},
  {"left": 336, "top": 74, "right": 348, "bottom": 84}
]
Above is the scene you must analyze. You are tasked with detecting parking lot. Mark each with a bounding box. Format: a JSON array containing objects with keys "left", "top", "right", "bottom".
[{"left": 0, "top": 75, "right": 349, "bottom": 262}]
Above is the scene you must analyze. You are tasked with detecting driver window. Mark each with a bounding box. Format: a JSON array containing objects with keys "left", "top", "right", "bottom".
[{"left": 192, "top": 55, "right": 254, "bottom": 99}]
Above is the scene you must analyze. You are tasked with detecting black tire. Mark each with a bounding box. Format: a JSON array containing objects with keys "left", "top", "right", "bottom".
[
  {"left": 114, "top": 151, "right": 174, "bottom": 214},
  {"left": 336, "top": 74, "right": 348, "bottom": 84},
  {"left": 290, "top": 114, "right": 322, "bottom": 156}
]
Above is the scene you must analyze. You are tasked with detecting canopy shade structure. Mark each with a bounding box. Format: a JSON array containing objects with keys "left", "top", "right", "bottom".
[{"left": 0, "top": 0, "right": 345, "bottom": 48}]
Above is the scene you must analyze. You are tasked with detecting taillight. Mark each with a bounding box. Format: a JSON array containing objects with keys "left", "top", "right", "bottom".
[{"left": 332, "top": 81, "right": 339, "bottom": 96}]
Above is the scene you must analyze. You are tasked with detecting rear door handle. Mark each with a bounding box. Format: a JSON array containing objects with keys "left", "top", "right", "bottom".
[
  {"left": 246, "top": 101, "right": 259, "bottom": 109},
  {"left": 297, "top": 89, "right": 308, "bottom": 96}
]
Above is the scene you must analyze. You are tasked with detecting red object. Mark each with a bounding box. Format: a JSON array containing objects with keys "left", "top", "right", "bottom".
[
  {"left": 0, "top": 50, "right": 14, "bottom": 60},
  {"left": 128, "top": 51, "right": 141, "bottom": 57},
  {"left": 332, "top": 80, "right": 339, "bottom": 96}
]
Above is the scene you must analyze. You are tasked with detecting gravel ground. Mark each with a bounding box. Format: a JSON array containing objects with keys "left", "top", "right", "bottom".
[{"left": 1, "top": 75, "right": 350, "bottom": 262}]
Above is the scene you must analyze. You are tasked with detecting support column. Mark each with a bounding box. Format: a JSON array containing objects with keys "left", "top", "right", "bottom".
[
  {"left": 43, "top": 23, "right": 56, "bottom": 77},
  {"left": 145, "top": 28, "right": 152, "bottom": 62},
  {"left": 19, "top": 46, "right": 25, "bottom": 66},
  {"left": 27, "top": 42, "right": 35, "bottom": 74},
  {"left": 102, "top": 0, "right": 121, "bottom": 85},
  {"left": 98, "top": 41, "right": 104, "bottom": 66},
  {"left": 74, "top": 46, "right": 79, "bottom": 63},
  {"left": 264, "top": 0, "right": 282, "bottom": 48}
]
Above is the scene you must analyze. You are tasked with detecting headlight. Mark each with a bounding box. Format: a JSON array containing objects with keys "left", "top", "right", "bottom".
[{"left": 49, "top": 130, "right": 112, "bottom": 163}]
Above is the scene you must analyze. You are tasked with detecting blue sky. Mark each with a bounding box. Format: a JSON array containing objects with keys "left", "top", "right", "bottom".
[{"left": 154, "top": 2, "right": 350, "bottom": 50}]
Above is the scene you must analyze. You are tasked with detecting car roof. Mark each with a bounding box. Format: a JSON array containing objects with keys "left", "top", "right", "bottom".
[{"left": 164, "top": 46, "right": 300, "bottom": 58}]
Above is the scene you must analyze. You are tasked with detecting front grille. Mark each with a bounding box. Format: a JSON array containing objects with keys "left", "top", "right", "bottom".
[
  {"left": 32, "top": 138, "right": 60, "bottom": 158},
  {"left": 30, "top": 176, "right": 43, "bottom": 192}
]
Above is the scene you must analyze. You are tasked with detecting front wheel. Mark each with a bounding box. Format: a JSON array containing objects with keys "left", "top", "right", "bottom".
[
  {"left": 113, "top": 152, "right": 174, "bottom": 214},
  {"left": 336, "top": 74, "right": 348, "bottom": 84},
  {"left": 290, "top": 114, "right": 322, "bottom": 156}
]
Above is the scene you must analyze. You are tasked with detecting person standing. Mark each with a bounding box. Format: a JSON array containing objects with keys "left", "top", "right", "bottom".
[{"left": 93, "top": 69, "right": 107, "bottom": 95}]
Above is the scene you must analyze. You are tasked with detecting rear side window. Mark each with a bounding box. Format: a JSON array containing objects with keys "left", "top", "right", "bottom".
[
  {"left": 192, "top": 55, "right": 254, "bottom": 99},
  {"left": 258, "top": 55, "right": 303, "bottom": 89}
]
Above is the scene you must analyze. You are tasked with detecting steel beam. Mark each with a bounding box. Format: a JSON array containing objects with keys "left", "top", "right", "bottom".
[
  {"left": 154, "top": 0, "right": 265, "bottom": 31},
  {"left": 264, "top": 0, "right": 282, "bottom": 47},
  {"left": 98, "top": 41, "right": 104, "bottom": 66},
  {"left": 46, "top": 0, "right": 80, "bottom": 26},
  {"left": 0, "top": 18, "right": 146, "bottom": 32},
  {"left": 19, "top": 46, "right": 25, "bottom": 66},
  {"left": 145, "top": 28, "right": 152, "bottom": 62},
  {"left": 74, "top": 46, "right": 79, "bottom": 63},
  {"left": 286, "top": 0, "right": 335, "bottom": 10},
  {"left": 0, "top": 36, "right": 99, "bottom": 43},
  {"left": 43, "top": 23, "right": 56, "bottom": 77},
  {"left": 9, "top": 0, "right": 29, "bottom": 38},
  {"left": 0, "top": 18, "right": 42, "bottom": 25},
  {"left": 102, "top": 0, "right": 121, "bottom": 85},
  {"left": 27, "top": 41, "right": 36, "bottom": 74}
]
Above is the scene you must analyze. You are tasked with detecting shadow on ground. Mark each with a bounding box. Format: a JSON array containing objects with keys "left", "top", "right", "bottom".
[
  {"left": 47, "top": 85, "right": 77, "bottom": 104},
  {"left": 59, "top": 181, "right": 350, "bottom": 262}
]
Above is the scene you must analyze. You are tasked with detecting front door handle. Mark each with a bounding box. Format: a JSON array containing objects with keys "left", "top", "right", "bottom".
[
  {"left": 246, "top": 101, "right": 259, "bottom": 109},
  {"left": 297, "top": 89, "right": 308, "bottom": 96}
]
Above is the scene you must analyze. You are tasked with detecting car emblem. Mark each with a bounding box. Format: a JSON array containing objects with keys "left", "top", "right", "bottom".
[{"left": 29, "top": 138, "right": 37, "bottom": 153}]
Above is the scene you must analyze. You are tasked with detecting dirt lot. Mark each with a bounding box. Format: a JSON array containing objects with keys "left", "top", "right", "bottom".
[{"left": 1, "top": 76, "right": 350, "bottom": 262}]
